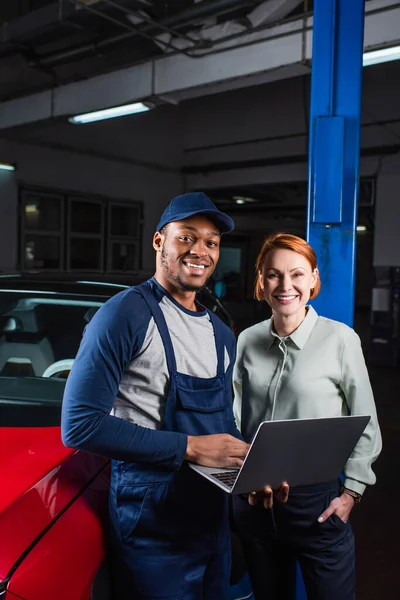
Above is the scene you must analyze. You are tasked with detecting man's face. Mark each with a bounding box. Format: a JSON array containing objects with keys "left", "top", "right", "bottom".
[{"left": 154, "top": 215, "right": 221, "bottom": 292}]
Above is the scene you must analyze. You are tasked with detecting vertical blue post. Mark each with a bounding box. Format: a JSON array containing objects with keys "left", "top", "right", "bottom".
[
  {"left": 301, "top": 2, "right": 365, "bottom": 599},
  {"left": 307, "top": 0, "right": 366, "bottom": 328}
]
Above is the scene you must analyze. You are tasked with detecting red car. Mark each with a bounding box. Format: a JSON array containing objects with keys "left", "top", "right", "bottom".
[{"left": 0, "top": 273, "right": 244, "bottom": 600}]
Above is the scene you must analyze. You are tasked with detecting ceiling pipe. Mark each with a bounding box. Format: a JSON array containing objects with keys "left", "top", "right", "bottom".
[
  {"left": 5, "top": 0, "right": 253, "bottom": 67},
  {"left": 61, "top": 0, "right": 196, "bottom": 59},
  {"left": 0, "top": 1, "right": 78, "bottom": 59}
]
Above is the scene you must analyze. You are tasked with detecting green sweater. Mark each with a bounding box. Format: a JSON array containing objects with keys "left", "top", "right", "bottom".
[{"left": 233, "top": 306, "right": 382, "bottom": 495}]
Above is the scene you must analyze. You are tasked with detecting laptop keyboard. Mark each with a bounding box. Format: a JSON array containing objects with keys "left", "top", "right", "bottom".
[{"left": 210, "top": 469, "right": 240, "bottom": 487}]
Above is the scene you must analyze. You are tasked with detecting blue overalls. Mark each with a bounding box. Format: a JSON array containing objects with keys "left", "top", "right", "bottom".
[{"left": 109, "top": 283, "right": 237, "bottom": 600}]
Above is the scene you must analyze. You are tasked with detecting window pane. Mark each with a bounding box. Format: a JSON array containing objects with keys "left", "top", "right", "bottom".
[
  {"left": 213, "top": 247, "right": 242, "bottom": 301},
  {"left": 24, "top": 235, "right": 61, "bottom": 269},
  {"left": 110, "top": 205, "right": 140, "bottom": 237},
  {"left": 111, "top": 242, "right": 137, "bottom": 271},
  {"left": 24, "top": 194, "right": 61, "bottom": 231},
  {"left": 70, "top": 201, "right": 102, "bottom": 234},
  {"left": 70, "top": 239, "right": 102, "bottom": 270}
]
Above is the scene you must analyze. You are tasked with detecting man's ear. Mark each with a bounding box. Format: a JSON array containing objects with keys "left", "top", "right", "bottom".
[{"left": 153, "top": 231, "right": 163, "bottom": 253}]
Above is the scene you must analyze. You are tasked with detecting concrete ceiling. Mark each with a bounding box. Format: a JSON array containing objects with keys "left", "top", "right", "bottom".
[
  {"left": 0, "top": 0, "right": 398, "bottom": 134},
  {"left": 0, "top": 0, "right": 306, "bottom": 101},
  {"left": 0, "top": 0, "right": 399, "bottom": 219}
]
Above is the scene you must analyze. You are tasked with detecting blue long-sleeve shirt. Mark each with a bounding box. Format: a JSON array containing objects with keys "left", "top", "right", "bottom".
[{"left": 61, "top": 279, "right": 238, "bottom": 471}]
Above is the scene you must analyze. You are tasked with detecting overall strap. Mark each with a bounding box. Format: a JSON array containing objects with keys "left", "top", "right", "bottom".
[
  {"left": 207, "top": 309, "right": 225, "bottom": 377},
  {"left": 136, "top": 282, "right": 177, "bottom": 375}
]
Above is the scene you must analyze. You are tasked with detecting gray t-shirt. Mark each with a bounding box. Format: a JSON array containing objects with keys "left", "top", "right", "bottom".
[{"left": 113, "top": 293, "right": 230, "bottom": 429}]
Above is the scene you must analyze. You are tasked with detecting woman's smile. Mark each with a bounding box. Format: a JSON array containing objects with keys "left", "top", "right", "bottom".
[{"left": 273, "top": 294, "right": 299, "bottom": 304}]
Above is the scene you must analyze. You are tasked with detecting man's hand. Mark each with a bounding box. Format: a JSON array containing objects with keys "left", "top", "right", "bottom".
[
  {"left": 318, "top": 493, "right": 355, "bottom": 524},
  {"left": 185, "top": 434, "right": 250, "bottom": 468},
  {"left": 248, "top": 482, "right": 289, "bottom": 509}
]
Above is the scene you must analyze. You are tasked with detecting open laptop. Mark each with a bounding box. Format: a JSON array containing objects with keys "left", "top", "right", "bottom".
[{"left": 189, "top": 415, "right": 370, "bottom": 495}]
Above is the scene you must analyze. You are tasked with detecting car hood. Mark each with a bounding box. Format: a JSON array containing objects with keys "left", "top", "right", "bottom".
[
  {"left": 0, "top": 427, "right": 106, "bottom": 580},
  {"left": 0, "top": 427, "right": 73, "bottom": 516}
]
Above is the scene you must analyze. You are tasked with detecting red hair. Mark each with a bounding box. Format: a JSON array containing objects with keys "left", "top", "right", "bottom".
[{"left": 255, "top": 232, "right": 321, "bottom": 301}]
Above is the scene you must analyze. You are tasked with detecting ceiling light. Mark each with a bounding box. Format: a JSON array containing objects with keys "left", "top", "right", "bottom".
[
  {"left": 363, "top": 45, "right": 400, "bottom": 67},
  {"left": 233, "top": 195, "right": 257, "bottom": 205},
  {"left": 357, "top": 225, "right": 367, "bottom": 232},
  {"left": 0, "top": 162, "right": 15, "bottom": 171},
  {"left": 69, "top": 102, "right": 152, "bottom": 124}
]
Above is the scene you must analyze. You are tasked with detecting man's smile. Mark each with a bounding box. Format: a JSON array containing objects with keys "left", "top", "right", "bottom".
[{"left": 182, "top": 259, "right": 210, "bottom": 273}]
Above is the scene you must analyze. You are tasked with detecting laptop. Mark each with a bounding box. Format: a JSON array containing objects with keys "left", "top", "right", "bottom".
[{"left": 189, "top": 415, "right": 370, "bottom": 495}]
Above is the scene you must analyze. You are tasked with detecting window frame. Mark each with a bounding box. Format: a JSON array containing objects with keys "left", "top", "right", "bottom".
[
  {"left": 19, "top": 185, "right": 143, "bottom": 273},
  {"left": 20, "top": 189, "right": 65, "bottom": 272}
]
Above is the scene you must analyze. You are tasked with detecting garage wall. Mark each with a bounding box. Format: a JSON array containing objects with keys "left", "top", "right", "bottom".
[
  {"left": 374, "top": 154, "right": 400, "bottom": 266},
  {"left": 179, "top": 69, "right": 397, "bottom": 310},
  {"left": 0, "top": 139, "right": 183, "bottom": 271},
  {"left": 0, "top": 169, "right": 18, "bottom": 272},
  {"left": 181, "top": 76, "right": 308, "bottom": 168},
  {"left": 181, "top": 62, "right": 400, "bottom": 277},
  {"left": 181, "top": 62, "right": 400, "bottom": 169},
  {"left": 2, "top": 61, "right": 400, "bottom": 273}
]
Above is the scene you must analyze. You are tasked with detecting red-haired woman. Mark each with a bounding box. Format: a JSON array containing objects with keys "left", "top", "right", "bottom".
[{"left": 232, "top": 233, "right": 382, "bottom": 600}]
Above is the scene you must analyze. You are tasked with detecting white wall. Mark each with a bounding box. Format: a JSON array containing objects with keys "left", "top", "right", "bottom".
[{"left": 0, "top": 139, "right": 183, "bottom": 270}]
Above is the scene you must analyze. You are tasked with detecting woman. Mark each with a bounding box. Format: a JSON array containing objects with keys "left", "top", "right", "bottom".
[{"left": 232, "top": 233, "right": 382, "bottom": 600}]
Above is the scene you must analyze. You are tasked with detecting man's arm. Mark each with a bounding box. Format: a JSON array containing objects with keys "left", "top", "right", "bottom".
[
  {"left": 62, "top": 290, "right": 248, "bottom": 469},
  {"left": 61, "top": 291, "right": 188, "bottom": 470}
]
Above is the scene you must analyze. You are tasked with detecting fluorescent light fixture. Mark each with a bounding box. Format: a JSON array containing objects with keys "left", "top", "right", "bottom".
[
  {"left": 69, "top": 102, "right": 151, "bottom": 124},
  {"left": 233, "top": 195, "right": 257, "bottom": 205},
  {"left": 0, "top": 162, "right": 15, "bottom": 171},
  {"left": 357, "top": 225, "right": 367, "bottom": 232},
  {"left": 363, "top": 45, "right": 400, "bottom": 67}
]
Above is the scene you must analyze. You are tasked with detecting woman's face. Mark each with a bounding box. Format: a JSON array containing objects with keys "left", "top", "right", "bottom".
[{"left": 259, "top": 248, "right": 318, "bottom": 319}]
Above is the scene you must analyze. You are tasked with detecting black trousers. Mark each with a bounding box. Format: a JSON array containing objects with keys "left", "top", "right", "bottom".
[{"left": 232, "top": 481, "right": 355, "bottom": 600}]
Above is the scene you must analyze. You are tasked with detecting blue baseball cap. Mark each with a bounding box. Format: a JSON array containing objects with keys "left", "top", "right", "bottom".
[{"left": 156, "top": 192, "right": 235, "bottom": 234}]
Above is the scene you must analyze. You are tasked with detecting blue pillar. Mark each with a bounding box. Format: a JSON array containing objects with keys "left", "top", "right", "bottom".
[
  {"left": 301, "top": 2, "right": 365, "bottom": 599},
  {"left": 307, "top": 0, "right": 366, "bottom": 328}
]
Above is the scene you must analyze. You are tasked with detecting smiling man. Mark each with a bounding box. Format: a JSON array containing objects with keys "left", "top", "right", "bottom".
[
  {"left": 155, "top": 215, "right": 221, "bottom": 302},
  {"left": 61, "top": 192, "right": 250, "bottom": 600}
]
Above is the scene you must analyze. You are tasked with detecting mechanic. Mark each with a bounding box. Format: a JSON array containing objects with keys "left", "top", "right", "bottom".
[{"left": 61, "top": 192, "right": 251, "bottom": 600}]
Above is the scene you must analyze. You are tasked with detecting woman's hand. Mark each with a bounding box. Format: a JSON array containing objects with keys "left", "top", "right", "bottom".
[
  {"left": 318, "top": 492, "right": 355, "bottom": 524},
  {"left": 248, "top": 482, "right": 289, "bottom": 509}
]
